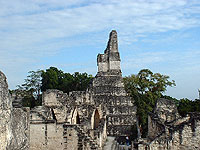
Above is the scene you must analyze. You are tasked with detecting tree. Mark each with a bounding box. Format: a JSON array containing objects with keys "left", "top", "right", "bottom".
[
  {"left": 41, "top": 67, "right": 63, "bottom": 91},
  {"left": 41, "top": 67, "right": 93, "bottom": 93},
  {"left": 13, "top": 67, "right": 93, "bottom": 108},
  {"left": 15, "top": 69, "right": 43, "bottom": 108},
  {"left": 72, "top": 72, "right": 93, "bottom": 91},
  {"left": 123, "top": 69, "right": 176, "bottom": 137},
  {"left": 17, "top": 69, "right": 43, "bottom": 98},
  {"left": 178, "top": 98, "right": 200, "bottom": 117}
]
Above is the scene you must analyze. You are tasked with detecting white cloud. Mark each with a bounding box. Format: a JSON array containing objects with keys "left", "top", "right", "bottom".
[
  {"left": 0, "top": 0, "right": 200, "bottom": 99},
  {"left": 1, "top": 0, "right": 200, "bottom": 46},
  {"left": 122, "top": 49, "right": 200, "bottom": 73}
]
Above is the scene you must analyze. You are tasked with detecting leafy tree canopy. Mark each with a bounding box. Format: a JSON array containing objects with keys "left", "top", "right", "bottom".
[
  {"left": 41, "top": 67, "right": 93, "bottom": 93},
  {"left": 12, "top": 67, "right": 93, "bottom": 108},
  {"left": 11, "top": 70, "right": 44, "bottom": 108},
  {"left": 178, "top": 98, "right": 200, "bottom": 117},
  {"left": 123, "top": 69, "right": 176, "bottom": 137}
]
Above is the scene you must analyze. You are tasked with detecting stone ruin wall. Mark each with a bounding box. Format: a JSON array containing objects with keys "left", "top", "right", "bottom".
[
  {"left": 138, "top": 98, "right": 200, "bottom": 150},
  {"left": 141, "top": 115, "right": 200, "bottom": 150},
  {"left": 147, "top": 114, "right": 165, "bottom": 140},
  {"left": 0, "top": 71, "right": 12, "bottom": 149},
  {"left": 153, "top": 98, "right": 180, "bottom": 123},
  {"left": 9, "top": 107, "right": 30, "bottom": 150},
  {"left": 30, "top": 94, "right": 65, "bottom": 150},
  {"left": 147, "top": 98, "right": 180, "bottom": 140},
  {"left": 0, "top": 71, "right": 30, "bottom": 150},
  {"left": 29, "top": 89, "right": 107, "bottom": 150},
  {"left": 30, "top": 123, "right": 64, "bottom": 150}
]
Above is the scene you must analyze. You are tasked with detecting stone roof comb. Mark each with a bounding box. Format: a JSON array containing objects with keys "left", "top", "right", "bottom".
[{"left": 105, "top": 30, "right": 118, "bottom": 53}]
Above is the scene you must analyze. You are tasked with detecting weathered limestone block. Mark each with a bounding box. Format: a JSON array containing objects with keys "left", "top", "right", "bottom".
[
  {"left": 30, "top": 106, "right": 64, "bottom": 149},
  {"left": 69, "top": 91, "right": 94, "bottom": 105},
  {"left": 154, "top": 98, "right": 179, "bottom": 123},
  {"left": 30, "top": 123, "right": 64, "bottom": 150},
  {"left": 146, "top": 115, "right": 200, "bottom": 150},
  {"left": 139, "top": 98, "right": 200, "bottom": 150},
  {"left": 0, "top": 71, "right": 12, "bottom": 150},
  {"left": 42, "top": 89, "right": 68, "bottom": 107},
  {"left": 0, "top": 71, "right": 30, "bottom": 150},
  {"left": 30, "top": 106, "right": 53, "bottom": 121},
  {"left": 9, "top": 107, "right": 30, "bottom": 150}
]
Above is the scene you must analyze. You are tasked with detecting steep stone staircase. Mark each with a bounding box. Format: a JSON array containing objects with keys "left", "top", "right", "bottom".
[{"left": 63, "top": 125, "right": 99, "bottom": 150}]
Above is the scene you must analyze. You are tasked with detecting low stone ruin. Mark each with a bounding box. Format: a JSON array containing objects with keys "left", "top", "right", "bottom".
[{"left": 137, "top": 98, "right": 200, "bottom": 150}]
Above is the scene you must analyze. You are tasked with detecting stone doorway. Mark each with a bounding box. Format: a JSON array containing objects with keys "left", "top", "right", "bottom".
[
  {"left": 76, "top": 113, "right": 80, "bottom": 124},
  {"left": 72, "top": 108, "right": 80, "bottom": 124},
  {"left": 94, "top": 109, "right": 100, "bottom": 129}
]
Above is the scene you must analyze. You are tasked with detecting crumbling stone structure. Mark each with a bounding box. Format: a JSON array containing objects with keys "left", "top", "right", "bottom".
[
  {"left": 0, "top": 71, "right": 30, "bottom": 150},
  {"left": 29, "top": 30, "right": 137, "bottom": 150},
  {"left": 30, "top": 89, "right": 107, "bottom": 150},
  {"left": 93, "top": 30, "right": 137, "bottom": 136},
  {"left": 3, "top": 30, "right": 200, "bottom": 150},
  {"left": 0, "top": 71, "right": 12, "bottom": 149},
  {"left": 137, "top": 98, "right": 200, "bottom": 150}
]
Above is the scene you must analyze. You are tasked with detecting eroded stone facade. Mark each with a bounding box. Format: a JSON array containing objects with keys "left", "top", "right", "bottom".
[
  {"left": 0, "top": 71, "right": 12, "bottom": 149},
  {"left": 0, "top": 71, "right": 30, "bottom": 150},
  {"left": 30, "top": 89, "right": 107, "bottom": 150},
  {"left": 94, "top": 30, "right": 137, "bottom": 136},
  {"left": 29, "top": 30, "right": 136, "bottom": 150},
  {"left": 137, "top": 98, "right": 200, "bottom": 150}
]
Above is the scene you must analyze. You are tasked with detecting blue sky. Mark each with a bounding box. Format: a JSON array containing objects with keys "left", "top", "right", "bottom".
[{"left": 0, "top": 0, "right": 200, "bottom": 100}]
